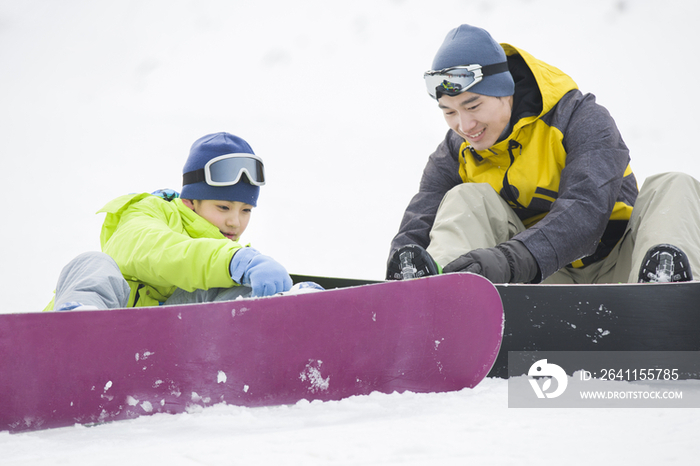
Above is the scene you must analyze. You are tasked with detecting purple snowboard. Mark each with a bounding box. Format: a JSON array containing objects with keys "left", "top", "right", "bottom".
[{"left": 0, "top": 273, "right": 503, "bottom": 433}]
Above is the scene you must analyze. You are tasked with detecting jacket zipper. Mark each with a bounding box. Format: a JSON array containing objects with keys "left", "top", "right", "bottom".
[{"left": 502, "top": 139, "right": 528, "bottom": 209}]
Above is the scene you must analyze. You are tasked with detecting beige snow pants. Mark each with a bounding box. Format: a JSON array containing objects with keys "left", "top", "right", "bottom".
[{"left": 425, "top": 172, "right": 700, "bottom": 284}]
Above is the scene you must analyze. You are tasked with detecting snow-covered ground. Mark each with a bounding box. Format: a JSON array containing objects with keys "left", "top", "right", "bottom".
[
  {"left": 2, "top": 0, "right": 700, "bottom": 464},
  {"left": 3, "top": 377, "right": 700, "bottom": 465}
]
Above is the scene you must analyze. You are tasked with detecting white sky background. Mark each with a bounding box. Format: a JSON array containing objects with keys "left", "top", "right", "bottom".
[{"left": 2, "top": 0, "right": 699, "bottom": 312}]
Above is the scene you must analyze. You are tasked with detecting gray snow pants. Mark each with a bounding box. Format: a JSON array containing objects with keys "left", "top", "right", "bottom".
[
  {"left": 425, "top": 172, "right": 700, "bottom": 284},
  {"left": 53, "top": 251, "right": 251, "bottom": 310}
]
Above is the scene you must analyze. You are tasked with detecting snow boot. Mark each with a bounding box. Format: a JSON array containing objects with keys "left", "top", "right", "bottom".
[
  {"left": 638, "top": 244, "right": 693, "bottom": 283},
  {"left": 386, "top": 244, "right": 441, "bottom": 280}
]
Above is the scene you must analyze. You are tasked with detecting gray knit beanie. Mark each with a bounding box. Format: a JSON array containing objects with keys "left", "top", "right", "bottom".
[{"left": 431, "top": 25, "right": 514, "bottom": 97}]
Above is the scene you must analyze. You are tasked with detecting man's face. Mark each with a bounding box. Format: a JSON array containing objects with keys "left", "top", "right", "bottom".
[{"left": 438, "top": 91, "right": 513, "bottom": 151}]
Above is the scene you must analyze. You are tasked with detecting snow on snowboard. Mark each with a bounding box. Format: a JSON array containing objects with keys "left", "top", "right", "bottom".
[{"left": 0, "top": 273, "right": 503, "bottom": 433}]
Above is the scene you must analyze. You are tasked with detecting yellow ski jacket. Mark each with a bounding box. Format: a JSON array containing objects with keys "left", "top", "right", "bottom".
[
  {"left": 45, "top": 193, "right": 243, "bottom": 310},
  {"left": 99, "top": 193, "right": 243, "bottom": 307}
]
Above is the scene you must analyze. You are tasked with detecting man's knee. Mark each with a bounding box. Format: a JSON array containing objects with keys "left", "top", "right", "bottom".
[
  {"left": 642, "top": 172, "right": 700, "bottom": 191},
  {"left": 443, "top": 182, "right": 500, "bottom": 202}
]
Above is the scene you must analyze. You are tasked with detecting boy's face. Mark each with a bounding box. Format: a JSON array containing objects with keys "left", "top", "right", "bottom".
[
  {"left": 438, "top": 91, "right": 513, "bottom": 151},
  {"left": 182, "top": 199, "right": 252, "bottom": 241}
]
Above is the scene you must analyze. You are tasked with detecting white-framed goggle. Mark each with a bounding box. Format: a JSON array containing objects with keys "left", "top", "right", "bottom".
[
  {"left": 424, "top": 62, "right": 509, "bottom": 100},
  {"left": 183, "top": 153, "right": 266, "bottom": 187}
]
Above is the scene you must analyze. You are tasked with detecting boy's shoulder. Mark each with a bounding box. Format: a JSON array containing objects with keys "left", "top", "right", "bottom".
[
  {"left": 98, "top": 193, "right": 151, "bottom": 215},
  {"left": 98, "top": 192, "right": 199, "bottom": 247},
  {"left": 97, "top": 193, "right": 195, "bottom": 237}
]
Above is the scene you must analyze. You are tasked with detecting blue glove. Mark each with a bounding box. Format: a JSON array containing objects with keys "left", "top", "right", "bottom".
[{"left": 229, "top": 248, "right": 293, "bottom": 297}]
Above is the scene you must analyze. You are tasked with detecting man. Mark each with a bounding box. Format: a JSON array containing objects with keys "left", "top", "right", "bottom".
[{"left": 387, "top": 24, "right": 700, "bottom": 284}]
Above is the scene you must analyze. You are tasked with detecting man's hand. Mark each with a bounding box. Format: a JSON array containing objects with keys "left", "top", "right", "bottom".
[{"left": 443, "top": 240, "right": 539, "bottom": 283}]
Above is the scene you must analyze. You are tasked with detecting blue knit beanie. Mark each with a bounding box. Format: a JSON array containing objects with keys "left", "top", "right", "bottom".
[
  {"left": 181, "top": 132, "right": 261, "bottom": 206},
  {"left": 431, "top": 25, "right": 514, "bottom": 97}
]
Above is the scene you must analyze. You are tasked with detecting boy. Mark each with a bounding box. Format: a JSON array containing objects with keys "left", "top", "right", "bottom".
[{"left": 48, "top": 132, "right": 292, "bottom": 311}]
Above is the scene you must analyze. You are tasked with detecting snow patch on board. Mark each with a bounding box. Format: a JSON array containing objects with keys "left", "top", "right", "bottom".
[{"left": 300, "top": 360, "right": 330, "bottom": 393}]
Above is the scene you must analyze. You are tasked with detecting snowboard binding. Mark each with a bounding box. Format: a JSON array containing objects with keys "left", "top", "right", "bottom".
[
  {"left": 386, "top": 244, "right": 441, "bottom": 280},
  {"left": 638, "top": 243, "right": 693, "bottom": 283}
]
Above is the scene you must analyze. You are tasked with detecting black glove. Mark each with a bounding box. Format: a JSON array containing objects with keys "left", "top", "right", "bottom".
[{"left": 442, "top": 240, "right": 539, "bottom": 283}]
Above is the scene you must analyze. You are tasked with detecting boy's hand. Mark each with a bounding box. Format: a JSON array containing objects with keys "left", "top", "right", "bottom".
[{"left": 230, "top": 248, "right": 293, "bottom": 297}]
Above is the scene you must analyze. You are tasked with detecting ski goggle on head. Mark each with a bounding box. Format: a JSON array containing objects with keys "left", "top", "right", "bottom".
[
  {"left": 183, "top": 153, "right": 266, "bottom": 187},
  {"left": 424, "top": 62, "right": 509, "bottom": 100}
]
